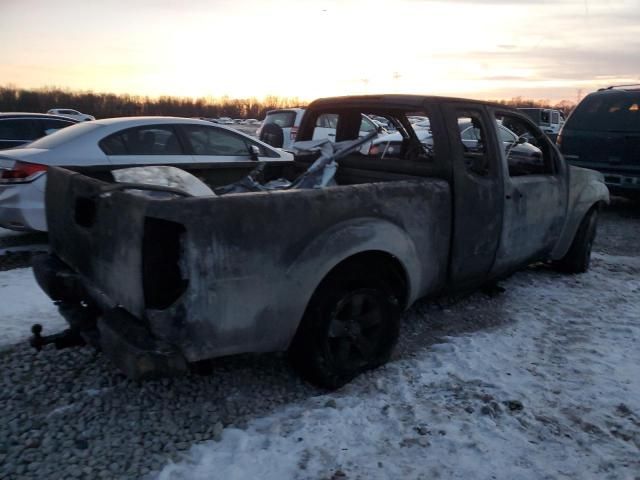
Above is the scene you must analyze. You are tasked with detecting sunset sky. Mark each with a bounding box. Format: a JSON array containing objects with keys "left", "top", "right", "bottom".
[{"left": 1, "top": 0, "right": 639, "bottom": 102}]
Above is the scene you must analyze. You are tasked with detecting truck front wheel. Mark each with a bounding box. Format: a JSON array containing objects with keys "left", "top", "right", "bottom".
[
  {"left": 289, "top": 266, "right": 401, "bottom": 389},
  {"left": 554, "top": 207, "right": 599, "bottom": 274}
]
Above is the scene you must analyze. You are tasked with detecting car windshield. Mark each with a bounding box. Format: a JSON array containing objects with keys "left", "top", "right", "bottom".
[
  {"left": 568, "top": 93, "right": 640, "bottom": 132},
  {"left": 26, "top": 122, "right": 102, "bottom": 149}
]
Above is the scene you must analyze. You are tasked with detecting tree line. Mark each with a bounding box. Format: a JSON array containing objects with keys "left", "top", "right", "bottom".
[
  {"left": 0, "top": 86, "right": 576, "bottom": 119},
  {"left": 0, "top": 86, "right": 305, "bottom": 119}
]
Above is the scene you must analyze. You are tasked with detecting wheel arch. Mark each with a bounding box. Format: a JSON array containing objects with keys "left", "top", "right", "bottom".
[
  {"left": 282, "top": 217, "right": 421, "bottom": 349},
  {"left": 311, "top": 250, "right": 410, "bottom": 308},
  {"left": 551, "top": 168, "right": 609, "bottom": 260}
]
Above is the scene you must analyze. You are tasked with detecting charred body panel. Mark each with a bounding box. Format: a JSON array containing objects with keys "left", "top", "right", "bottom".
[
  {"left": 45, "top": 168, "right": 451, "bottom": 363},
  {"left": 551, "top": 166, "right": 609, "bottom": 260},
  {"left": 143, "top": 179, "right": 451, "bottom": 361}
]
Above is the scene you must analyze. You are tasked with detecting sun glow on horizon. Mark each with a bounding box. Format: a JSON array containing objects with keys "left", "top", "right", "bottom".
[{"left": 1, "top": 0, "right": 639, "bottom": 102}]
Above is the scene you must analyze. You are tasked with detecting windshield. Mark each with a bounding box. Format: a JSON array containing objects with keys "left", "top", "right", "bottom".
[
  {"left": 567, "top": 92, "right": 640, "bottom": 132},
  {"left": 27, "top": 122, "right": 102, "bottom": 149}
]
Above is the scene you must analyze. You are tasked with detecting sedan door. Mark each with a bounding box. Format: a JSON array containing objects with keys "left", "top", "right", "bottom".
[{"left": 100, "top": 124, "right": 192, "bottom": 167}]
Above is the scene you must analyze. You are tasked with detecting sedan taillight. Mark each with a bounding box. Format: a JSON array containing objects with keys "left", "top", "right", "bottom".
[{"left": 0, "top": 161, "right": 47, "bottom": 184}]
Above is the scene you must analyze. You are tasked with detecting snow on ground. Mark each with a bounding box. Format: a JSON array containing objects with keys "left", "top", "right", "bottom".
[
  {"left": 158, "top": 253, "right": 640, "bottom": 480},
  {"left": 0, "top": 267, "right": 67, "bottom": 348}
]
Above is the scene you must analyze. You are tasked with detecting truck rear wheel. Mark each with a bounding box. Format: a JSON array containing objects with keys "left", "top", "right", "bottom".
[
  {"left": 555, "top": 208, "right": 598, "bottom": 274},
  {"left": 289, "top": 265, "right": 401, "bottom": 389}
]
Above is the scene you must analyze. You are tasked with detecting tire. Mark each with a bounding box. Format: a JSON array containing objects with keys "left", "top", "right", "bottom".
[
  {"left": 289, "top": 264, "right": 402, "bottom": 389},
  {"left": 258, "top": 123, "right": 284, "bottom": 148},
  {"left": 555, "top": 208, "right": 598, "bottom": 273}
]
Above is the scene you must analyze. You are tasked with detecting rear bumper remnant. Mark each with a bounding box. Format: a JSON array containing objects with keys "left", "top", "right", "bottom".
[{"left": 32, "top": 253, "right": 188, "bottom": 379}]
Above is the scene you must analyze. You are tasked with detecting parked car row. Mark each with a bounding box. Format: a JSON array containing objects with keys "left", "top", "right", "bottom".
[{"left": 1, "top": 84, "right": 638, "bottom": 233}]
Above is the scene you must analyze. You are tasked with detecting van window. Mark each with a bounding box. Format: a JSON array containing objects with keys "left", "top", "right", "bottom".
[
  {"left": 264, "top": 111, "right": 297, "bottom": 128},
  {"left": 567, "top": 93, "right": 640, "bottom": 132}
]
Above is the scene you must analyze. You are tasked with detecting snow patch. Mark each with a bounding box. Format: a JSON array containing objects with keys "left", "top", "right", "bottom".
[
  {"left": 158, "top": 254, "right": 640, "bottom": 480},
  {"left": 0, "top": 267, "right": 67, "bottom": 349}
]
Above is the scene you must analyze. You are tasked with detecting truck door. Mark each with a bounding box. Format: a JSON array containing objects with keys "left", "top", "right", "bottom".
[
  {"left": 444, "top": 104, "right": 504, "bottom": 289},
  {"left": 489, "top": 109, "right": 568, "bottom": 275}
]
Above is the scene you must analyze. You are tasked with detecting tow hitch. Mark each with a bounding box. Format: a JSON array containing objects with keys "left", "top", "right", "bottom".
[{"left": 29, "top": 323, "right": 86, "bottom": 351}]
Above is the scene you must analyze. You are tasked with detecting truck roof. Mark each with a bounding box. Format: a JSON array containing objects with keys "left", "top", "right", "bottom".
[{"left": 307, "top": 94, "right": 507, "bottom": 111}]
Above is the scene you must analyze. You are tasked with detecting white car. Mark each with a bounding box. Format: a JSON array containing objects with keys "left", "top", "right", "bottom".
[
  {"left": 0, "top": 117, "right": 292, "bottom": 231},
  {"left": 47, "top": 109, "right": 95, "bottom": 122},
  {"left": 257, "top": 108, "right": 306, "bottom": 149}
]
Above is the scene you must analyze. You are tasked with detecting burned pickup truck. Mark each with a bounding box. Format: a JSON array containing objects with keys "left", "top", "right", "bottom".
[{"left": 33, "top": 95, "right": 609, "bottom": 388}]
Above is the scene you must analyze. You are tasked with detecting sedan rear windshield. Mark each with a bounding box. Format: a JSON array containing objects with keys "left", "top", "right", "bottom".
[
  {"left": 264, "top": 111, "right": 297, "bottom": 128},
  {"left": 567, "top": 93, "right": 640, "bottom": 132},
  {"left": 27, "top": 122, "right": 102, "bottom": 148}
]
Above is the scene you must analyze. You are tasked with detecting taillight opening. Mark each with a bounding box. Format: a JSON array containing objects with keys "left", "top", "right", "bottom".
[
  {"left": 143, "top": 218, "right": 188, "bottom": 310},
  {"left": 0, "top": 161, "right": 47, "bottom": 184}
]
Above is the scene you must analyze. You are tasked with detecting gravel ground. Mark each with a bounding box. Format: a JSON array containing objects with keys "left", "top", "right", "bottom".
[{"left": 0, "top": 198, "right": 638, "bottom": 479}]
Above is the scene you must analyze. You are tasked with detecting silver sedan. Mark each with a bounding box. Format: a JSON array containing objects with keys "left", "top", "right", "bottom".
[{"left": 0, "top": 117, "right": 292, "bottom": 231}]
